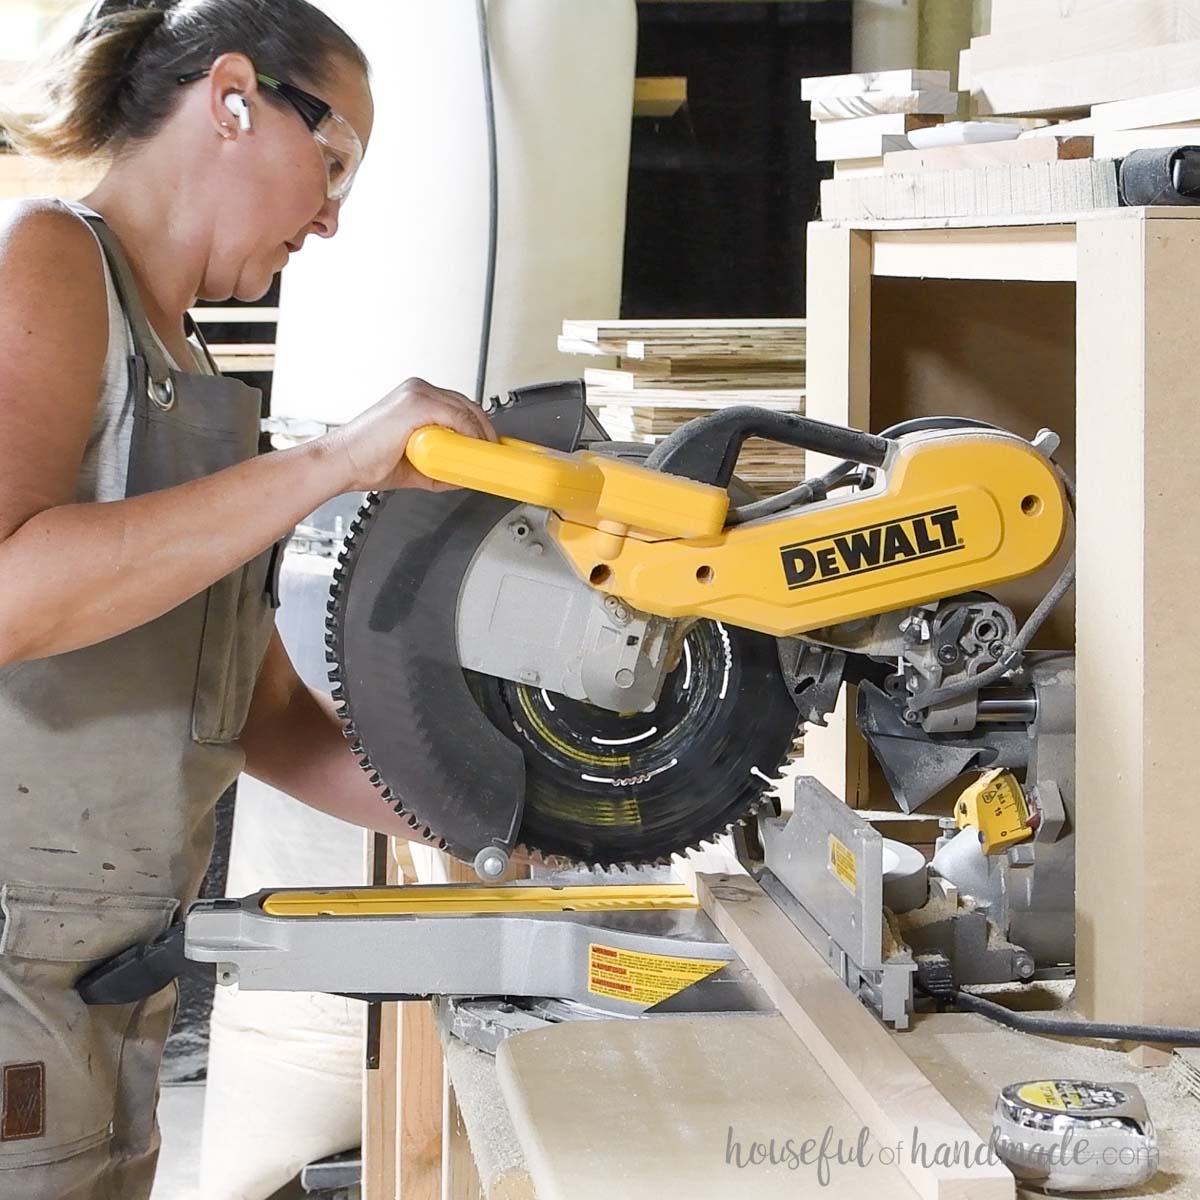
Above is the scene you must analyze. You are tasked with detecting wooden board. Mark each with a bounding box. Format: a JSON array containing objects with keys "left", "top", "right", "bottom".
[
  {"left": 584, "top": 367, "right": 804, "bottom": 392},
  {"left": 1093, "top": 122, "right": 1200, "bottom": 156},
  {"left": 966, "top": 39, "right": 1200, "bottom": 117},
  {"left": 802, "top": 69, "right": 950, "bottom": 102},
  {"left": 988, "top": 0, "right": 1120, "bottom": 33},
  {"left": 497, "top": 1014, "right": 923, "bottom": 1200},
  {"left": 586, "top": 386, "right": 804, "bottom": 409},
  {"left": 695, "top": 874, "right": 1013, "bottom": 1200},
  {"left": 820, "top": 158, "right": 1119, "bottom": 221},
  {"left": 633, "top": 76, "right": 687, "bottom": 119},
  {"left": 1090, "top": 84, "right": 1200, "bottom": 132},
  {"left": 811, "top": 90, "right": 959, "bottom": 120},
  {"left": 967, "top": 0, "right": 1200, "bottom": 75},
  {"left": 817, "top": 114, "right": 944, "bottom": 162},
  {"left": 835, "top": 157, "right": 887, "bottom": 179},
  {"left": 883, "top": 136, "right": 1093, "bottom": 174}
]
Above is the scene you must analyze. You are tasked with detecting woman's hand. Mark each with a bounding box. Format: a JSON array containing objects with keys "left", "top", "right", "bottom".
[{"left": 324, "top": 377, "right": 498, "bottom": 492}]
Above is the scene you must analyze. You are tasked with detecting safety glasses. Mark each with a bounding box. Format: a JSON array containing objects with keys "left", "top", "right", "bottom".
[{"left": 177, "top": 69, "right": 364, "bottom": 202}]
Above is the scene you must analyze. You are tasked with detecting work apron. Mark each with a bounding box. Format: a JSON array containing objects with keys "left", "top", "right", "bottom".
[{"left": 0, "top": 202, "right": 279, "bottom": 1199}]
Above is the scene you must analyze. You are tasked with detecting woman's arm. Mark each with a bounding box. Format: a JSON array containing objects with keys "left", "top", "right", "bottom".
[
  {"left": 0, "top": 202, "right": 495, "bottom": 668},
  {"left": 238, "top": 630, "right": 423, "bottom": 839}
]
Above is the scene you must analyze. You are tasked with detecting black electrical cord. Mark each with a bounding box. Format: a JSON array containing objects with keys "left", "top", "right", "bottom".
[
  {"left": 474, "top": 0, "right": 499, "bottom": 408},
  {"left": 951, "top": 988, "right": 1200, "bottom": 1047}
]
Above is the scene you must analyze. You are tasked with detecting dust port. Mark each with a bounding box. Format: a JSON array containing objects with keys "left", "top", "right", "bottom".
[
  {"left": 590, "top": 564, "right": 612, "bottom": 586},
  {"left": 1020, "top": 494, "right": 1043, "bottom": 517},
  {"left": 696, "top": 566, "right": 715, "bottom": 585}
]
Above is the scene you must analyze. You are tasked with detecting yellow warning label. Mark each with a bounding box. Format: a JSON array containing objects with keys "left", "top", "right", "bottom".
[
  {"left": 829, "top": 834, "right": 858, "bottom": 895},
  {"left": 587, "top": 943, "right": 725, "bottom": 1006}
]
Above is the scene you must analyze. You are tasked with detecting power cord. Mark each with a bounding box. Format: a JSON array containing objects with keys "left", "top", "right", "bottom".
[{"left": 474, "top": 0, "right": 499, "bottom": 408}]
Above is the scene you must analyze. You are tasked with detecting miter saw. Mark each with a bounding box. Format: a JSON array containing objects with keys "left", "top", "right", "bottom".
[{"left": 81, "top": 382, "right": 1078, "bottom": 1035}]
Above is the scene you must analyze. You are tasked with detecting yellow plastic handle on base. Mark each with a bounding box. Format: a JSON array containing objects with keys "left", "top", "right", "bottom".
[{"left": 405, "top": 426, "right": 728, "bottom": 539}]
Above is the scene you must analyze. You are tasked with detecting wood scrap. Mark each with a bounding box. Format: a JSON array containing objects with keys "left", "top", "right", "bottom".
[
  {"left": 883, "top": 136, "right": 1093, "bottom": 174},
  {"left": 633, "top": 76, "right": 687, "bottom": 119},
  {"left": 965, "top": 39, "right": 1200, "bottom": 117},
  {"left": 810, "top": 90, "right": 958, "bottom": 120},
  {"left": 988, "top": 0, "right": 1119, "bottom": 34},
  {"left": 816, "top": 113, "right": 944, "bottom": 162},
  {"left": 820, "top": 157, "right": 1119, "bottom": 220},
  {"left": 695, "top": 873, "right": 1014, "bottom": 1200},
  {"left": 834, "top": 157, "right": 887, "bottom": 179},
  {"left": 1093, "top": 122, "right": 1200, "bottom": 156},
  {"left": 1089, "top": 85, "right": 1200, "bottom": 132},
  {"left": 585, "top": 367, "right": 804, "bottom": 392},
  {"left": 802, "top": 69, "right": 950, "bottom": 102},
  {"left": 967, "top": 0, "right": 1200, "bottom": 75}
]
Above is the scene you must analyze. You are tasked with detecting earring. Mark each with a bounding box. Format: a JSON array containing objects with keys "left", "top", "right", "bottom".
[{"left": 219, "top": 121, "right": 234, "bottom": 140}]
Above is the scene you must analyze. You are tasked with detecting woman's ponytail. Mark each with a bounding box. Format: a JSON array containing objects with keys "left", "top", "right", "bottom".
[
  {"left": 5, "top": 7, "right": 169, "bottom": 161},
  {"left": 2, "top": 0, "right": 368, "bottom": 164}
]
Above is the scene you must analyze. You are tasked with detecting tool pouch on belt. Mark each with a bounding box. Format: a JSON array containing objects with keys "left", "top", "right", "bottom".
[{"left": 0, "top": 885, "right": 177, "bottom": 1171}]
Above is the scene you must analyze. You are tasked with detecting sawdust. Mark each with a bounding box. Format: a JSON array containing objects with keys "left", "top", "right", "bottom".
[
  {"left": 896, "top": 886, "right": 974, "bottom": 932},
  {"left": 442, "top": 1035, "right": 530, "bottom": 1186}
]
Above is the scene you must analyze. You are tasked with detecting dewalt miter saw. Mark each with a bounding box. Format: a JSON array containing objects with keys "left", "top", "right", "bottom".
[
  {"left": 82, "top": 383, "right": 1078, "bottom": 1034},
  {"left": 324, "top": 382, "right": 1072, "bottom": 876}
]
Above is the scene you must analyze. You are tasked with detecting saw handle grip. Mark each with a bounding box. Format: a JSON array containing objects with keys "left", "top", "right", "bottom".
[
  {"left": 405, "top": 426, "right": 729, "bottom": 539},
  {"left": 406, "top": 426, "right": 605, "bottom": 508}
]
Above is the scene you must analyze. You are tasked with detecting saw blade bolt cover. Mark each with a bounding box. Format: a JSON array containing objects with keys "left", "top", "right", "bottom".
[{"left": 474, "top": 847, "right": 510, "bottom": 881}]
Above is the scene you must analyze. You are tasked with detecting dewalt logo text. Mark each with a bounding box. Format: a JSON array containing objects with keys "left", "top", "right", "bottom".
[{"left": 780, "top": 507, "right": 963, "bottom": 590}]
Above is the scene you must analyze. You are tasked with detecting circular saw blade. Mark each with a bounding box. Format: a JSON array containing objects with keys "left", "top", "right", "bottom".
[
  {"left": 327, "top": 442, "right": 800, "bottom": 869},
  {"left": 465, "top": 614, "right": 799, "bottom": 867}
]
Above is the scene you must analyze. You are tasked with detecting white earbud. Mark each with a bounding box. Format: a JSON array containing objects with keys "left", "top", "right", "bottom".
[{"left": 224, "top": 93, "right": 252, "bottom": 133}]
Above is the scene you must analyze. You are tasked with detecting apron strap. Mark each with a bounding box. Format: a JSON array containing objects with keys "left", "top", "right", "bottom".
[
  {"left": 184, "top": 311, "right": 222, "bottom": 376},
  {"left": 60, "top": 199, "right": 177, "bottom": 410}
]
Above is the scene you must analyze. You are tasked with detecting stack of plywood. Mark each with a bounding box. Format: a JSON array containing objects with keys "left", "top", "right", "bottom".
[
  {"left": 559, "top": 319, "right": 807, "bottom": 497},
  {"left": 803, "top": 69, "right": 955, "bottom": 178},
  {"left": 963, "top": 0, "right": 1200, "bottom": 117}
]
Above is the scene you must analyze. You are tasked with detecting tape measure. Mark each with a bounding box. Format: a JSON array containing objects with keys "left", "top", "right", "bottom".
[{"left": 992, "top": 1080, "right": 1159, "bottom": 1192}]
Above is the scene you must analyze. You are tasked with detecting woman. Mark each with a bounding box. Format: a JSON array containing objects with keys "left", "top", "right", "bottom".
[{"left": 0, "top": 1, "right": 497, "bottom": 1196}]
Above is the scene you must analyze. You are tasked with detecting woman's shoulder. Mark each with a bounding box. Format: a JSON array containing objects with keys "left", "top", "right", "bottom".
[
  {"left": 0, "top": 197, "right": 107, "bottom": 312},
  {"left": 0, "top": 196, "right": 102, "bottom": 266}
]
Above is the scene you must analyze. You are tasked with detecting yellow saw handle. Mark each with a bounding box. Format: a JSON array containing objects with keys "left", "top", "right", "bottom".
[{"left": 405, "top": 426, "right": 729, "bottom": 539}]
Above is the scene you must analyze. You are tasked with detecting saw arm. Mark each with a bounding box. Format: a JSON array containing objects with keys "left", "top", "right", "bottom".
[{"left": 405, "top": 415, "right": 1068, "bottom": 639}]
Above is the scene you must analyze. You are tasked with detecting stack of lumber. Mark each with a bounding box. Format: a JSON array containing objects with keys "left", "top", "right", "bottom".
[
  {"left": 805, "top": 67, "right": 1121, "bottom": 220},
  {"left": 803, "top": 69, "right": 955, "bottom": 178},
  {"left": 962, "top": 0, "right": 1200, "bottom": 118},
  {"left": 558, "top": 319, "right": 807, "bottom": 497}
]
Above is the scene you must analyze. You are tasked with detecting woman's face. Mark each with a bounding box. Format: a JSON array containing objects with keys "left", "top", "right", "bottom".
[{"left": 202, "top": 54, "right": 374, "bottom": 302}]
